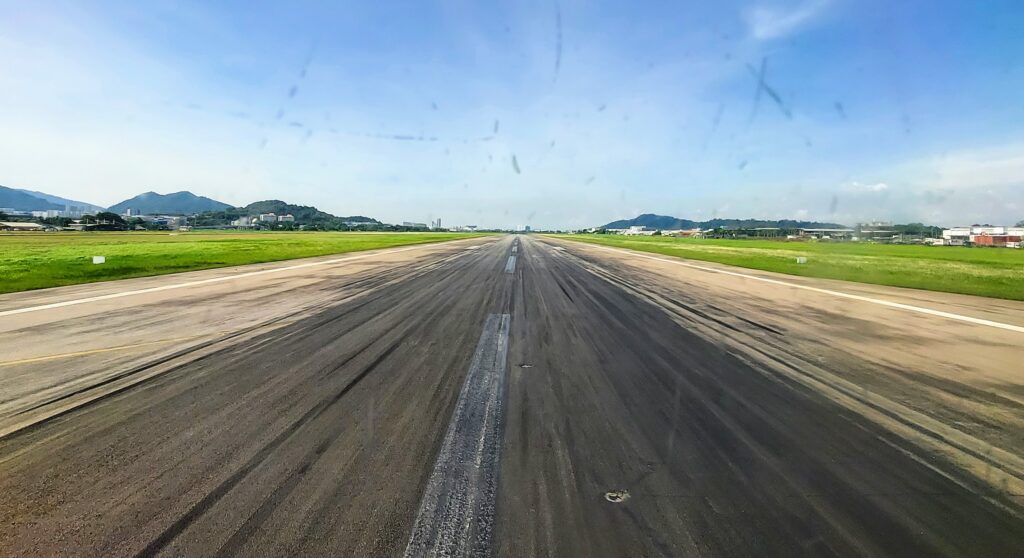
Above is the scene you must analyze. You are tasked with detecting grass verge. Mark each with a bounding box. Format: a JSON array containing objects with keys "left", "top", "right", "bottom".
[
  {"left": 0, "top": 231, "right": 487, "bottom": 294},
  {"left": 548, "top": 234, "right": 1024, "bottom": 301}
]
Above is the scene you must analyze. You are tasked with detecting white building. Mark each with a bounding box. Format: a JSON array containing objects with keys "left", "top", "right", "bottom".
[
  {"left": 257, "top": 213, "right": 277, "bottom": 223},
  {"left": 0, "top": 221, "right": 45, "bottom": 231},
  {"left": 278, "top": 214, "right": 295, "bottom": 223},
  {"left": 623, "top": 225, "right": 657, "bottom": 236},
  {"left": 941, "top": 226, "right": 1024, "bottom": 247},
  {"left": 941, "top": 227, "right": 972, "bottom": 245}
]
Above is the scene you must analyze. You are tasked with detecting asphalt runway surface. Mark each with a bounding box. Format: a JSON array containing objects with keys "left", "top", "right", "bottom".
[{"left": 1, "top": 235, "right": 1022, "bottom": 556}]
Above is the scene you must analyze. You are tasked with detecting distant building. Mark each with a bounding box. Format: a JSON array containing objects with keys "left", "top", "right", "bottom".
[
  {"left": 231, "top": 216, "right": 254, "bottom": 227},
  {"left": 257, "top": 213, "right": 277, "bottom": 223},
  {"left": 662, "top": 228, "right": 703, "bottom": 238},
  {"left": 798, "top": 228, "right": 855, "bottom": 240},
  {"left": 0, "top": 221, "right": 45, "bottom": 231},
  {"left": 278, "top": 214, "right": 295, "bottom": 223},
  {"left": 941, "top": 227, "right": 972, "bottom": 246},
  {"left": 403, "top": 221, "right": 428, "bottom": 228},
  {"left": 623, "top": 225, "right": 657, "bottom": 236},
  {"left": 29, "top": 209, "right": 79, "bottom": 219},
  {"left": 943, "top": 225, "right": 1023, "bottom": 248}
]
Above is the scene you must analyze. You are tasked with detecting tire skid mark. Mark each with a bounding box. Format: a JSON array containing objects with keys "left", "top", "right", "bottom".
[
  {"left": 144, "top": 242, "right": 501, "bottom": 556},
  {"left": 0, "top": 248, "right": 481, "bottom": 443},
  {"left": 551, "top": 240, "right": 1024, "bottom": 511},
  {"left": 134, "top": 341, "right": 401, "bottom": 557}
]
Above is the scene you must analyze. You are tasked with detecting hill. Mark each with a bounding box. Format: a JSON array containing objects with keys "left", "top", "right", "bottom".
[
  {"left": 602, "top": 213, "right": 847, "bottom": 230},
  {"left": 191, "top": 200, "right": 381, "bottom": 228},
  {"left": 240, "top": 200, "right": 378, "bottom": 224},
  {"left": 107, "top": 191, "right": 232, "bottom": 215},
  {"left": 0, "top": 185, "right": 64, "bottom": 212},
  {"left": 13, "top": 188, "right": 104, "bottom": 212}
]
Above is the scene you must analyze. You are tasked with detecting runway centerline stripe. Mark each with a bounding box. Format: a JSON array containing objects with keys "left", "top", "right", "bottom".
[
  {"left": 571, "top": 242, "right": 1024, "bottom": 334},
  {"left": 404, "top": 313, "right": 510, "bottom": 558},
  {"left": 0, "top": 241, "right": 476, "bottom": 318},
  {"left": 504, "top": 255, "right": 517, "bottom": 274}
]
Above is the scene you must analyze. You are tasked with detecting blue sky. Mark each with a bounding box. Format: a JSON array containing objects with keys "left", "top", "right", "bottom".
[{"left": 1, "top": 0, "right": 1022, "bottom": 228}]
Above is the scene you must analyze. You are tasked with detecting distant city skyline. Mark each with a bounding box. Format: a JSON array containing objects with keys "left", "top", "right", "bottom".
[{"left": 2, "top": 1, "right": 1023, "bottom": 229}]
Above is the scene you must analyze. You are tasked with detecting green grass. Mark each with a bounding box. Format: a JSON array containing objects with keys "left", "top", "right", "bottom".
[
  {"left": 0, "top": 231, "right": 487, "bottom": 294},
  {"left": 549, "top": 234, "right": 1024, "bottom": 301}
]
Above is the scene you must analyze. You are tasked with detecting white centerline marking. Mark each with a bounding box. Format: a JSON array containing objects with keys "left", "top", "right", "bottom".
[
  {"left": 0, "top": 242, "right": 473, "bottom": 318},
  {"left": 568, "top": 242, "right": 1024, "bottom": 334},
  {"left": 404, "top": 314, "right": 510, "bottom": 558},
  {"left": 504, "top": 255, "right": 517, "bottom": 274}
]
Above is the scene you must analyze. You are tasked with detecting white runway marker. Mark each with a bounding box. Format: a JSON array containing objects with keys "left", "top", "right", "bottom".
[
  {"left": 0, "top": 242, "right": 474, "bottom": 318},
  {"left": 575, "top": 242, "right": 1024, "bottom": 334}
]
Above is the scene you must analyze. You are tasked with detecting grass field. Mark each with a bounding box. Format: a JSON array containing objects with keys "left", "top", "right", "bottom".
[
  {"left": 0, "top": 231, "right": 485, "bottom": 294},
  {"left": 551, "top": 234, "right": 1024, "bottom": 301}
]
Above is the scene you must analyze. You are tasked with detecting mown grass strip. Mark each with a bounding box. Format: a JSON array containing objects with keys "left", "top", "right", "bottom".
[
  {"left": 0, "top": 231, "right": 487, "bottom": 294},
  {"left": 549, "top": 234, "right": 1024, "bottom": 301}
]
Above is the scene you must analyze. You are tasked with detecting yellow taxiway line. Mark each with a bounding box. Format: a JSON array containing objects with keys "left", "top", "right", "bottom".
[{"left": 0, "top": 335, "right": 205, "bottom": 368}]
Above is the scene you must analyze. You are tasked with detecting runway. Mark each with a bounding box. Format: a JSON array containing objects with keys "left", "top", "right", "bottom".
[{"left": 0, "top": 234, "right": 1022, "bottom": 556}]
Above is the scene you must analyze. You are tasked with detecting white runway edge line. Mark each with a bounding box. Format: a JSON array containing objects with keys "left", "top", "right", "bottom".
[
  {"left": 405, "top": 314, "right": 510, "bottom": 558},
  {"left": 504, "top": 255, "right": 517, "bottom": 274},
  {"left": 0, "top": 242, "right": 466, "bottom": 318},
  {"left": 576, "top": 242, "right": 1024, "bottom": 334}
]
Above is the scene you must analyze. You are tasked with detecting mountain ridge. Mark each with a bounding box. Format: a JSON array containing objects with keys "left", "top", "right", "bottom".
[
  {"left": 602, "top": 213, "right": 848, "bottom": 230},
  {"left": 107, "top": 191, "right": 232, "bottom": 215},
  {"left": 14, "top": 188, "right": 105, "bottom": 212},
  {"left": 0, "top": 185, "right": 66, "bottom": 212}
]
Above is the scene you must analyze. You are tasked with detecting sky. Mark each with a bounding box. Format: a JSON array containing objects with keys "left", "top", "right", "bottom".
[{"left": 1, "top": 0, "right": 1023, "bottom": 229}]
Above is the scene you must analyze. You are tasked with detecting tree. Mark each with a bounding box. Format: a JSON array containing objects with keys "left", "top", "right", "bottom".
[
  {"left": 95, "top": 212, "right": 126, "bottom": 225},
  {"left": 1016, "top": 220, "right": 1024, "bottom": 227}
]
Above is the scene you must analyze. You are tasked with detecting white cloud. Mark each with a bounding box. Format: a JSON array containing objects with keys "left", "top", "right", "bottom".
[
  {"left": 745, "top": 0, "right": 832, "bottom": 40},
  {"left": 844, "top": 181, "right": 889, "bottom": 192},
  {"left": 895, "top": 143, "right": 1024, "bottom": 190}
]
